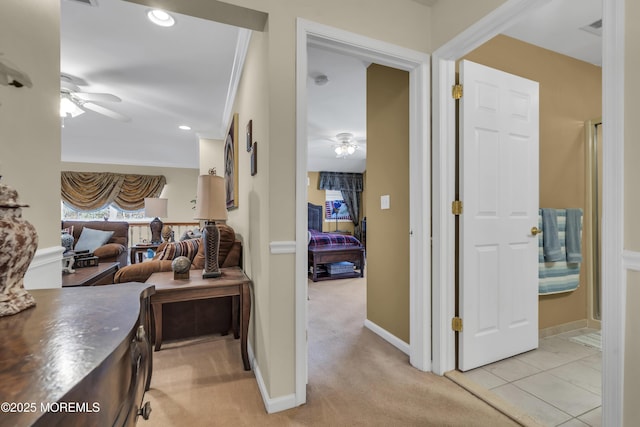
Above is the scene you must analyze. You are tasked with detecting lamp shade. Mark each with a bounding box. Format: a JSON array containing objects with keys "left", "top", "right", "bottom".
[
  {"left": 144, "top": 198, "right": 168, "bottom": 218},
  {"left": 194, "top": 174, "right": 227, "bottom": 221}
]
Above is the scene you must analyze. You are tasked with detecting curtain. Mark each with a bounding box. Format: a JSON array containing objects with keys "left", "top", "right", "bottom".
[
  {"left": 61, "top": 171, "right": 166, "bottom": 211},
  {"left": 318, "top": 172, "right": 363, "bottom": 227}
]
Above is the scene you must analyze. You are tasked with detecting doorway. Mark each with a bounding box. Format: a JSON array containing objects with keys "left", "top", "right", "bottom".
[
  {"left": 432, "top": 0, "right": 625, "bottom": 426},
  {"left": 295, "top": 19, "right": 431, "bottom": 405}
]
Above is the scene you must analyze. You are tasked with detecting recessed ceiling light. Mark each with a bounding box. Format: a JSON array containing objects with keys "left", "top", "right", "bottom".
[
  {"left": 147, "top": 9, "right": 175, "bottom": 27},
  {"left": 179, "top": 125, "right": 191, "bottom": 131}
]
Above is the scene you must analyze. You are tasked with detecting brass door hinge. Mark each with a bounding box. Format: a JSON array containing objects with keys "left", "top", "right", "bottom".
[
  {"left": 452, "top": 200, "right": 463, "bottom": 215},
  {"left": 452, "top": 84, "right": 463, "bottom": 100},
  {"left": 452, "top": 317, "right": 463, "bottom": 332}
]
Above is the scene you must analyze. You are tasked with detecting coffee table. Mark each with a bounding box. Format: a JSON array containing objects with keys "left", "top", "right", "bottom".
[
  {"left": 145, "top": 267, "right": 252, "bottom": 370},
  {"left": 61, "top": 262, "right": 120, "bottom": 287}
]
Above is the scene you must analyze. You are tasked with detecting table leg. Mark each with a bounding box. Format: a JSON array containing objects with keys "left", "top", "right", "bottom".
[
  {"left": 240, "top": 283, "right": 251, "bottom": 371},
  {"left": 152, "top": 302, "right": 163, "bottom": 351},
  {"left": 232, "top": 295, "right": 239, "bottom": 339}
]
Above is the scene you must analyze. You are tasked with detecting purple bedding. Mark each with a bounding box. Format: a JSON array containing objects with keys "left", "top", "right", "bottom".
[{"left": 308, "top": 229, "right": 362, "bottom": 248}]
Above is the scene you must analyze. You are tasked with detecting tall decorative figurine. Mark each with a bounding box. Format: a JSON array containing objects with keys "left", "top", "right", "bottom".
[{"left": 0, "top": 181, "right": 37, "bottom": 316}]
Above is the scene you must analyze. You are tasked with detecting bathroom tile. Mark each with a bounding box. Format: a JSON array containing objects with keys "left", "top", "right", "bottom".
[
  {"left": 578, "top": 407, "right": 602, "bottom": 427},
  {"left": 514, "top": 372, "right": 601, "bottom": 417},
  {"left": 483, "top": 357, "right": 542, "bottom": 382},
  {"left": 540, "top": 336, "right": 600, "bottom": 360},
  {"left": 557, "top": 418, "right": 590, "bottom": 426},
  {"left": 491, "top": 383, "right": 572, "bottom": 426},
  {"left": 516, "top": 338, "right": 597, "bottom": 371},
  {"left": 580, "top": 354, "right": 602, "bottom": 372},
  {"left": 548, "top": 359, "right": 602, "bottom": 395},
  {"left": 460, "top": 367, "right": 507, "bottom": 390}
]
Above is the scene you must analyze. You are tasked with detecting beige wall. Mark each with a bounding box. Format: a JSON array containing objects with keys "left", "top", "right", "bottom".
[
  {"left": 306, "top": 172, "right": 356, "bottom": 234},
  {"left": 62, "top": 162, "right": 199, "bottom": 222},
  {"left": 1, "top": 0, "right": 61, "bottom": 249},
  {"left": 430, "top": 0, "right": 507, "bottom": 51},
  {"left": 199, "top": 138, "right": 225, "bottom": 178},
  {"left": 625, "top": 1, "right": 640, "bottom": 425},
  {"left": 463, "top": 35, "right": 602, "bottom": 330},
  {"left": 366, "top": 64, "right": 410, "bottom": 343}
]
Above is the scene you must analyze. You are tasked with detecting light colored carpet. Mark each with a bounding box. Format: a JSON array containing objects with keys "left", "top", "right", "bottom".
[
  {"left": 569, "top": 331, "right": 602, "bottom": 350},
  {"left": 146, "top": 276, "right": 521, "bottom": 426}
]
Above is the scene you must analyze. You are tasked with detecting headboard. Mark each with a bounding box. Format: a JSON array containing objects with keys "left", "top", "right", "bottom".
[{"left": 308, "top": 202, "right": 323, "bottom": 231}]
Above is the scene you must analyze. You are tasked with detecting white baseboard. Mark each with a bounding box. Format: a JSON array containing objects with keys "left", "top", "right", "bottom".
[
  {"left": 249, "top": 343, "right": 297, "bottom": 414},
  {"left": 24, "top": 246, "right": 64, "bottom": 290},
  {"left": 364, "top": 319, "right": 411, "bottom": 356}
]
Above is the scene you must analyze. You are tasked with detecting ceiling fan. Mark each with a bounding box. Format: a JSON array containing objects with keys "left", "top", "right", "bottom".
[
  {"left": 332, "top": 132, "right": 362, "bottom": 158},
  {"left": 60, "top": 74, "right": 130, "bottom": 122}
]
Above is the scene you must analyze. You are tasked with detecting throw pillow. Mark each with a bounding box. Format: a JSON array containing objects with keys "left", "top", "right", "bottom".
[
  {"left": 179, "top": 228, "right": 203, "bottom": 241},
  {"left": 74, "top": 227, "right": 114, "bottom": 253},
  {"left": 156, "top": 239, "right": 200, "bottom": 262}
]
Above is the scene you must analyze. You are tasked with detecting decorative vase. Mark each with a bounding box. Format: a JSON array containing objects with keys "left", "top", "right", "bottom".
[{"left": 0, "top": 182, "right": 38, "bottom": 317}]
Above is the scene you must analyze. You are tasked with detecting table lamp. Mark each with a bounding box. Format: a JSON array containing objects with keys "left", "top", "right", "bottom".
[
  {"left": 193, "top": 170, "right": 227, "bottom": 278},
  {"left": 145, "top": 197, "right": 168, "bottom": 244}
]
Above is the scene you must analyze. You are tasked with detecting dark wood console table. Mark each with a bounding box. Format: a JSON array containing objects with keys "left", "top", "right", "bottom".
[
  {"left": 0, "top": 283, "right": 155, "bottom": 427},
  {"left": 145, "top": 267, "right": 252, "bottom": 370}
]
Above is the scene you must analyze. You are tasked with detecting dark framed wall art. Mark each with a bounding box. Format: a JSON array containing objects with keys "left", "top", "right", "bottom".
[
  {"left": 251, "top": 142, "right": 257, "bottom": 176},
  {"left": 246, "top": 119, "right": 252, "bottom": 152},
  {"left": 224, "top": 113, "right": 239, "bottom": 210}
]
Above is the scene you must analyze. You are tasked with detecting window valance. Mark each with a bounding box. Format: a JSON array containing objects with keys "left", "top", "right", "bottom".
[
  {"left": 61, "top": 171, "right": 166, "bottom": 211},
  {"left": 318, "top": 172, "right": 363, "bottom": 192}
]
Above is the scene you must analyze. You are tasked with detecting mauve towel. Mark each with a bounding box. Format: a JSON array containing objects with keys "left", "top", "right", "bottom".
[
  {"left": 541, "top": 208, "right": 563, "bottom": 262},
  {"left": 565, "top": 208, "right": 583, "bottom": 263}
]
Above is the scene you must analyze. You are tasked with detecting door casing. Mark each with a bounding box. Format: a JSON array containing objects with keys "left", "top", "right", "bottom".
[
  {"left": 432, "top": 1, "right": 625, "bottom": 426},
  {"left": 295, "top": 19, "right": 431, "bottom": 406}
]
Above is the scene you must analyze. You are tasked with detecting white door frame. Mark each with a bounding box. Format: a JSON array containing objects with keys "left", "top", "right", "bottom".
[
  {"left": 431, "top": 1, "right": 625, "bottom": 426},
  {"left": 295, "top": 19, "right": 431, "bottom": 405}
]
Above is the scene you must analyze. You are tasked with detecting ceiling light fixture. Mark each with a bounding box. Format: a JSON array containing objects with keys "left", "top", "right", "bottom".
[
  {"left": 334, "top": 132, "right": 359, "bottom": 158},
  {"left": 147, "top": 9, "right": 175, "bottom": 27},
  {"left": 60, "top": 96, "right": 85, "bottom": 118},
  {"left": 179, "top": 125, "right": 191, "bottom": 130}
]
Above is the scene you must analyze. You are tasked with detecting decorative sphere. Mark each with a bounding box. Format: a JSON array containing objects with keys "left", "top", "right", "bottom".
[{"left": 171, "top": 256, "right": 191, "bottom": 273}]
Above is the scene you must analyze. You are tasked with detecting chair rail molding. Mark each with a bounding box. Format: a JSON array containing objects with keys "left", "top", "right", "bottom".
[
  {"left": 24, "top": 246, "right": 65, "bottom": 289},
  {"left": 269, "top": 241, "right": 296, "bottom": 254}
]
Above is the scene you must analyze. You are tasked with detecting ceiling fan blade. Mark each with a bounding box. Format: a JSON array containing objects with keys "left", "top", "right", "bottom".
[
  {"left": 75, "top": 92, "right": 122, "bottom": 103},
  {"left": 60, "top": 79, "right": 81, "bottom": 93},
  {"left": 83, "top": 102, "right": 130, "bottom": 122}
]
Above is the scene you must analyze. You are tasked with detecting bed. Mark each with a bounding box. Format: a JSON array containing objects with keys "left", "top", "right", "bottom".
[{"left": 307, "top": 202, "right": 365, "bottom": 282}]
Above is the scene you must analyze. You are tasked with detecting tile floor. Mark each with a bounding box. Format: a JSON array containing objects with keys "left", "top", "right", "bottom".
[{"left": 460, "top": 328, "right": 602, "bottom": 427}]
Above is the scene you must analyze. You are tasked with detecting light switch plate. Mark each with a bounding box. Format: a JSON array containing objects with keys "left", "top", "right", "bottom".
[{"left": 381, "top": 195, "right": 390, "bottom": 210}]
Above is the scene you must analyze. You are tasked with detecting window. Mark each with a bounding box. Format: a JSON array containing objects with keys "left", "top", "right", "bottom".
[
  {"left": 324, "top": 190, "right": 351, "bottom": 222},
  {"left": 61, "top": 202, "right": 148, "bottom": 222}
]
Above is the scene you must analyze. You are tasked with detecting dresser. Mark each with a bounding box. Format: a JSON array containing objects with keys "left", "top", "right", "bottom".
[{"left": 0, "top": 283, "right": 155, "bottom": 427}]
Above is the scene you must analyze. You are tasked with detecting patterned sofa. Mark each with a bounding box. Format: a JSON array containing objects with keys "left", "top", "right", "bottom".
[{"left": 114, "top": 223, "right": 241, "bottom": 283}]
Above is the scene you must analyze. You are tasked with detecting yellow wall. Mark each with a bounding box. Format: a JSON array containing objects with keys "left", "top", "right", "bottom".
[
  {"left": 306, "top": 171, "right": 356, "bottom": 234},
  {"left": 0, "top": 0, "right": 61, "bottom": 249},
  {"left": 62, "top": 162, "right": 199, "bottom": 222},
  {"left": 366, "top": 64, "right": 410, "bottom": 343},
  {"left": 463, "top": 35, "right": 602, "bottom": 330}
]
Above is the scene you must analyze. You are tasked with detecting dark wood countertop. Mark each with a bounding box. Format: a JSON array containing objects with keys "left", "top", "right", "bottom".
[{"left": 0, "top": 283, "right": 155, "bottom": 427}]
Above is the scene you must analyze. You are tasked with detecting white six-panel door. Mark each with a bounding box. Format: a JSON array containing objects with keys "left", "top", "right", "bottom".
[{"left": 459, "top": 60, "right": 540, "bottom": 371}]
